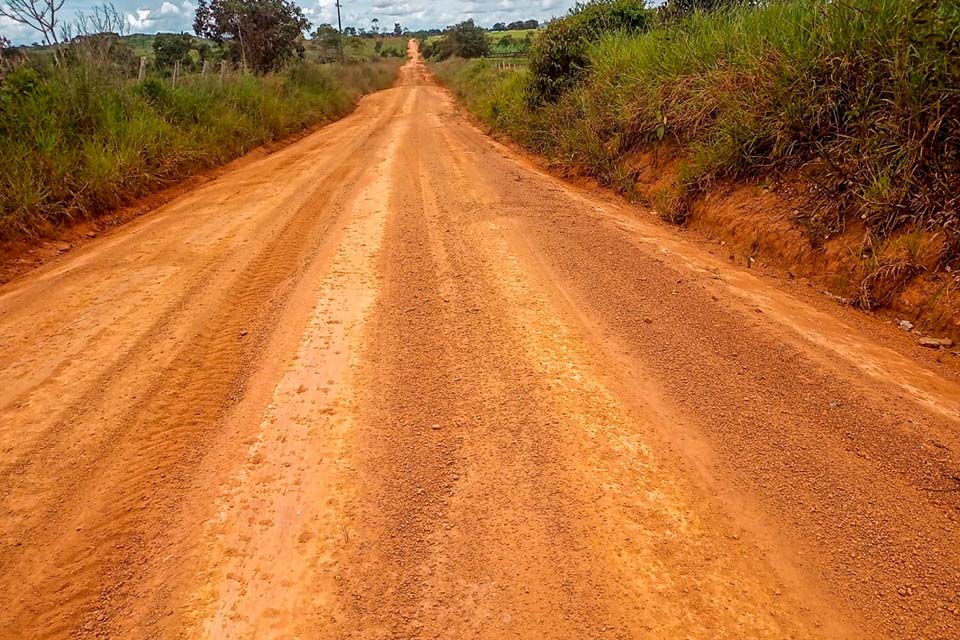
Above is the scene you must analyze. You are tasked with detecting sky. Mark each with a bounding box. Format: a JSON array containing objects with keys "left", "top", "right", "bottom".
[{"left": 2, "top": 0, "right": 579, "bottom": 45}]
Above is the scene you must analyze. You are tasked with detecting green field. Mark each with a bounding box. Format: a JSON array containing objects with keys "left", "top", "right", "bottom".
[
  {"left": 489, "top": 29, "right": 536, "bottom": 43},
  {"left": 304, "top": 35, "right": 408, "bottom": 63},
  {"left": 122, "top": 33, "right": 164, "bottom": 59},
  {"left": 425, "top": 28, "right": 536, "bottom": 46}
]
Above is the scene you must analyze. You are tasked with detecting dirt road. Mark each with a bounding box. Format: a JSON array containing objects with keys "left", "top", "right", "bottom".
[{"left": 1, "top": 44, "right": 959, "bottom": 640}]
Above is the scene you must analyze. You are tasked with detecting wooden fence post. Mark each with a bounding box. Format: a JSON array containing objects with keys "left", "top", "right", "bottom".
[
  {"left": 219, "top": 60, "right": 226, "bottom": 87},
  {"left": 138, "top": 56, "right": 147, "bottom": 81},
  {"left": 201, "top": 59, "right": 209, "bottom": 77},
  {"left": 172, "top": 60, "right": 180, "bottom": 88}
]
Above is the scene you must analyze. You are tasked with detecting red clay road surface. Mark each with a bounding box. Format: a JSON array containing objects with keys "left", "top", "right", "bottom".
[{"left": 1, "top": 42, "right": 959, "bottom": 640}]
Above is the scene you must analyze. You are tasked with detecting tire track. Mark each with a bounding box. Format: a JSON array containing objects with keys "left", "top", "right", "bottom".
[{"left": 0, "top": 85, "right": 412, "bottom": 639}]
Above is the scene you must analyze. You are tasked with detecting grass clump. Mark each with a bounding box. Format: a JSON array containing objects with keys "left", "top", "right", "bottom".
[{"left": 0, "top": 58, "right": 401, "bottom": 240}]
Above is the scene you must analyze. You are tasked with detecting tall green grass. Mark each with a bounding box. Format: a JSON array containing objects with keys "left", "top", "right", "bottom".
[
  {"left": 434, "top": 0, "right": 959, "bottom": 252},
  {"left": 0, "top": 59, "right": 401, "bottom": 240}
]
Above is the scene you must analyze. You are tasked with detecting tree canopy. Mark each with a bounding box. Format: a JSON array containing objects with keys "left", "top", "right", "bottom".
[
  {"left": 153, "top": 33, "right": 198, "bottom": 69},
  {"left": 430, "top": 19, "right": 490, "bottom": 60},
  {"left": 193, "top": 0, "right": 310, "bottom": 73}
]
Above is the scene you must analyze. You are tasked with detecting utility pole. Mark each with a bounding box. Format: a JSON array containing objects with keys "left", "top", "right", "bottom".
[{"left": 335, "top": 0, "right": 345, "bottom": 64}]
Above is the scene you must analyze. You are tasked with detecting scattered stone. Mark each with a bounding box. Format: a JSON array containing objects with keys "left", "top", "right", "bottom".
[
  {"left": 823, "top": 291, "right": 850, "bottom": 305},
  {"left": 53, "top": 241, "right": 72, "bottom": 253},
  {"left": 85, "top": 231, "right": 97, "bottom": 239},
  {"left": 919, "top": 337, "right": 954, "bottom": 350},
  {"left": 897, "top": 320, "right": 914, "bottom": 332},
  {"left": 239, "top": 329, "right": 249, "bottom": 338},
  {"left": 431, "top": 423, "right": 441, "bottom": 430}
]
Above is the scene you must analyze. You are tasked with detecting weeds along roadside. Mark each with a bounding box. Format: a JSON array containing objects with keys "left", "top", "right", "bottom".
[
  {"left": 430, "top": 0, "right": 960, "bottom": 325},
  {"left": 0, "top": 58, "right": 402, "bottom": 242}
]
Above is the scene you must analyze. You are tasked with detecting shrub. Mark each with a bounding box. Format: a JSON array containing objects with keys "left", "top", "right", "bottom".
[
  {"left": 429, "top": 20, "right": 490, "bottom": 60},
  {"left": 527, "top": 0, "right": 650, "bottom": 103}
]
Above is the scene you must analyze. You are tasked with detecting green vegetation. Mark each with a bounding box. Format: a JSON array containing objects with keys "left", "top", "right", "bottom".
[
  {"left": 491, "top": 20, "right": 539, "bottom": 32},
  {"left": 528, "top": 0, "right": 648, "bottom": 102},
  {"left": 488, "top": 29, "right": 535, "bottom": 43},
  {"left": 194, "top": 0, "right": 310, "bottom": 73},
  {"left": 488, "top": 30, "right": 535, "bottom": 57},
  {"left": 421, "top": 20, "right": 490, "bottom": 60},
  {"left": 433, "top": 0, "right": 960, "bottom": 259},
  {"left": 152, "top": 33, "right": 213, "bottom": 71},
  {"left": 0, "top": 58, "right": 401, "bottom": 240},
  {"left": 306, "top": 33, "right": 407, "bottom": 63},
  {"left": 421, "top": 26, "right": 537, "bottom": 60},
  {"left": 124, "top": 33, "right": 164, "bottom": 59}
]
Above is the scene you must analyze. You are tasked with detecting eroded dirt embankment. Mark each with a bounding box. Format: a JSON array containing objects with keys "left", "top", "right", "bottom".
[{"left": 625, "top": 147, "right": 960, "bottom": 347}]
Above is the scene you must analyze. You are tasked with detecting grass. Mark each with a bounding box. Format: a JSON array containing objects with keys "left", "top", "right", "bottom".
[
  {"left": 122, "top": 33, "right": 160, "bottom": 59},
  {"left": 425, "top": 29, "right": 536, "bottom": 53},
  {"left": 488, "top": 29, "right": 536, "bottom": 47},
  {"left": 432, "top": 0, "right": 960, "bottom": 256},
  {"left": 0, "top": 58, "right": 402, "bottom": 240},
  {"left": 305, "top": 36, "right": 408, "bottom": 63}
]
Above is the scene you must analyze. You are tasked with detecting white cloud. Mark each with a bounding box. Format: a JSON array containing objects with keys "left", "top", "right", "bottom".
[{"left": 126, "top": 8, "right": 153, "bottom": 30}]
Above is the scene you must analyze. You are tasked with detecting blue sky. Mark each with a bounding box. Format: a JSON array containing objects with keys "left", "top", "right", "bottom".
[{"left": 2, "top": 0, "right": 579, "bottom": 45}]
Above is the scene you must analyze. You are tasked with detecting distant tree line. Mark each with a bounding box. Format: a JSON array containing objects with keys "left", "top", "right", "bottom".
[{"left": 491, "top": 20, "right": 539, "bottom": 31}]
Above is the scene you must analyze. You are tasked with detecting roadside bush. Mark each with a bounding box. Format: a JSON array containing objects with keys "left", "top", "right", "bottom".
[
  {"left": 0, "top": 58, "right": 401, "bottom": 240},
  {"left": 427, "top": 20, "right": 490, "bottom": 61},
  {"left": 527, "top": 0, "right": 650, "bottom": 103}
]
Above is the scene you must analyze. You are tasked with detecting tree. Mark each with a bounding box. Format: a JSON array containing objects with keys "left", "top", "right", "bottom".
[
  {"left": 492, "top": 22, "right": 506, "bottom": 31},
  {"left": 193, "top": 0, "right": 311, "bottom": 73},
  {"left": 506, "top": 19, "right": 537, "bottom": 30},
  {"left": 60, "top": 2, "right": 130, "bottom": 67},
  {"left": 370, "top": 17, "right": 379, "bottom": 36},
  {"left": 153, "top": 33, "right": 196, "bottom": 70},
  {"left": 393, "top": 22, "right": 402, "bottom": 37},
  {"left": 431, "top": 19, "right": 489, "bottom": 60},
  {"left": 0, "top": 0, "right": 64, "bottom": 51},
  {"left": 343, "top": 26, "right": 357, "bottom": 36},
  {"left": 312, "top": 22, "right": 340, "bottom": 62}
]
